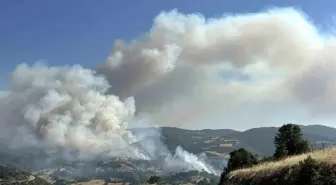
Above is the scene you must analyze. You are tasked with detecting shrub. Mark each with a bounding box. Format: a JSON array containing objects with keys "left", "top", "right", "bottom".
[{"left": 148, "top": 175, "right": 161, "bottom": 184}]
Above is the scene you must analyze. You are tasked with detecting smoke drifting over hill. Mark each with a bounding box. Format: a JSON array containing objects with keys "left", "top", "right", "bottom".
[{"left": 0, "top": 7, "right": 335, "bottom": 174}]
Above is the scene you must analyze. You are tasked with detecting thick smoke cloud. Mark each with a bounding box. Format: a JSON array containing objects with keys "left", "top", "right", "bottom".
[
  {"left": 97, "top": 7, "right": 334, "bottom": 128},
  {"left": 287, "top": 38, "right": 336, "bottom": 115},
  {"left": 0, "top": 63, "right": 141, "bottom": 159},
  {"left": 0, "top": 64, "right": 215, "bottom": 173},
  {"left": 1, "top": 7, "right": 336, "bottom": 174}
]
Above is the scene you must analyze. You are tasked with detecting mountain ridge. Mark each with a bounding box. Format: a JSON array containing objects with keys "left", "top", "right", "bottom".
[
  {"left": 0, "top": 124, "right": 335, "bottom": 184},
  {"left": 154, "top": 124, "right": 336, "bottom": 156}
]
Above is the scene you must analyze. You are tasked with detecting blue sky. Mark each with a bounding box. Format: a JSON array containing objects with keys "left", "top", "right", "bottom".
[{"left": 0, "top": 0, "right": 334, "bottom": 89}]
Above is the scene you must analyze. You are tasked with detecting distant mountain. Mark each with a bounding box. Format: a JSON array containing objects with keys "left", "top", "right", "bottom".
[
  {"left": 223, "top": 127, "right": 278, "bottom": 156},
  {"left": 155, "top": 125, "right": 336, "bottom": 157},
  {"left": 217, "top": 125, "right": 336, "bottom": 156},
  {"left": 300, "top": 124, "right": 336, "bottom": 141},
  {"left": 197, "top": 129, "right": 240, "bottom": 137},
  {"left": 223, "top": 125, "right": 336, "bottom": 156},
  {"left": 161, "top": 127, "right": 230, "bottom": 152},
  {"left": 131, "top": 127, "right": 239, "bottom": 155}
]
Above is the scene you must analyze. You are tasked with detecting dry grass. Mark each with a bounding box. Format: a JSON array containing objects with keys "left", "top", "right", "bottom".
[{"left": 228, "top": 148, "right": 336, "bottom": 179}]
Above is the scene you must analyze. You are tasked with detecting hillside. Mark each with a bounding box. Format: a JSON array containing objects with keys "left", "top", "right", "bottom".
[
  {"left": 299, "top": 124, "right": 336, "bottom": 141},
  {"left": 142, "top": 125, "right": 336, "bottom": 157},
  {"left": 222, "top": 148, "right": 336, "bottom": 185},
  {"left": 34, "top": 161, "right": 219, "bottom": 185},
  {"left": 131, "top": 127, "right": 239, "bottom": 154},
  {"left": 223, "top": 125, "right": 336, "bottom": 156},
  {"left": 0, "top": 165, "right": 51, "bottom": 185}
]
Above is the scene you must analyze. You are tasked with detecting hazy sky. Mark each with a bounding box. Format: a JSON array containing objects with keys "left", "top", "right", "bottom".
[
  {"left": 1, "top": 0, "right": 336, "bottom": 131},
  {"left": 0, "top": 0, "right": 334, "bottom": 88}
]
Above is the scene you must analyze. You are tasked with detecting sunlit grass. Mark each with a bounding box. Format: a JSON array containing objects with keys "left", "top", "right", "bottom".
[{"left": 228, "top": 148, "right": 336, "bottom": 179}]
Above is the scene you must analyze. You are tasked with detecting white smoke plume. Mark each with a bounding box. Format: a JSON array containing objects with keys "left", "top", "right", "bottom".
[
  {"left": 97, "top": 7, "right": 335, "bottom": 129},
  {"left": 131, "top": 125, "right": 220, "bottom": 174},
  {"left": 164, "top": 146, "right": 218, "bottom": 174},
  {"left": 0, "top": 63, "right": 142, "bottom": 159},
  {"left": 0, "top": 63, "right": 215, "bottom": 173},
  {"left": 1, "top": 6, "right": 336, "bottom": 174}
]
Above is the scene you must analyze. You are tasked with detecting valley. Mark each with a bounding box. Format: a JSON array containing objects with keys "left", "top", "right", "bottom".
[{"left": 1, "top": 125, "right": 335, "bottom": 184}]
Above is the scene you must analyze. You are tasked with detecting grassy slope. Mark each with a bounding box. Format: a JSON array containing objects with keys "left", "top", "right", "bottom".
[{"left": 223, "top": 148, "right": 336, "bottom": 185}]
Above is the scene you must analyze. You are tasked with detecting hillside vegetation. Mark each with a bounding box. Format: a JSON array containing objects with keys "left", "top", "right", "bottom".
[
  {"left": 223, "top": 149, "right": 336, "bottom": 185},
  {"left": 219, "top": 123, "right": 336, "bottom": 185},
  {"left": 230, "top": 149, "right": 335, "bottom": 177},
  {"left": 0, "top": 165, "right": 51, "bottom": 185}
]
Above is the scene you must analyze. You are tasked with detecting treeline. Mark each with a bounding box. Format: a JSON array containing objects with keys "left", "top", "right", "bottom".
[{"left": 219, "top": 123, "right": 336, "bottom": 185}]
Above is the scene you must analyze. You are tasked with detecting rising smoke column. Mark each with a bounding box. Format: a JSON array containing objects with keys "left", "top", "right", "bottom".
[
  {"left": 0, "top": 63, "right": 218, "bottom": 174},
  {"left": 0, "top": 63, "right": 143, "bottom": 159}
]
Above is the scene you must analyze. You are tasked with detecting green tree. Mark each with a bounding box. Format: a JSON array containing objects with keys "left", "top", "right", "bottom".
[
  {"left": 225, "top": 148, "right": 259, "bottom": 173},
  {"left": 273, "top": 123, "right": 310, "bottom": 159},
  {"left": 218, "top": 148, "right": 258, "bottom": 185},
  {"left": 273, "top": 143, "right": 288, "bottom": 159},
  {"left": 148, "top": 175, "right": 161, "bottom": 184}
]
